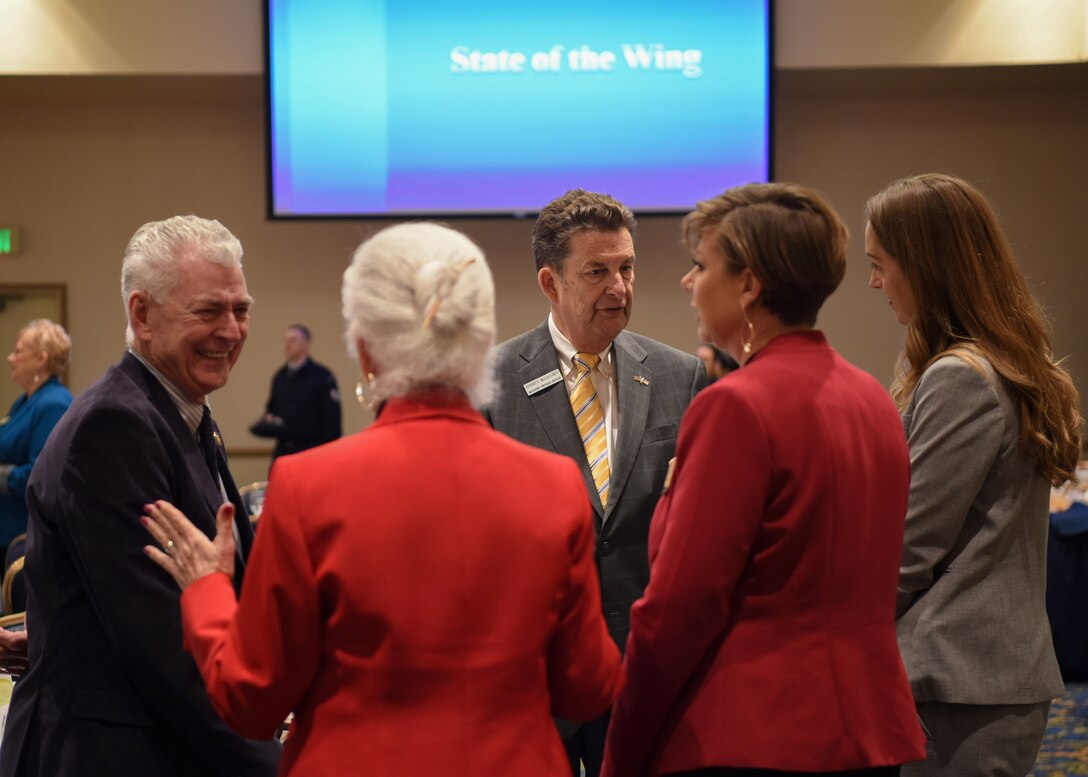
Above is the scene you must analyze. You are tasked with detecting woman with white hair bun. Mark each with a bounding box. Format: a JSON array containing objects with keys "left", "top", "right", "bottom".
[{"left": 141, "top": 222, "right": 623, "bottom": 777}]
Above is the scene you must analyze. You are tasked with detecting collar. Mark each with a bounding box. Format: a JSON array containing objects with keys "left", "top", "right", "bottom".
[
  {"left": 24, "top": 374, "right": 60, "bottom": 396},
  {"left": 744, "top": 329, "right": 829, "bottom": 366},
  {"left": 371, "top": 387, "right": 486, "bottom": 429},
  {"left": 10, "top": 375, "right": 60, "bottom": 414},
  {"left": 286, "top": 357, "right": 309, "bottom": 373},
  {"left": 547, "top": 313, "right": 614, "bottom": 380},
  {"left": 127, "top": 348, "right": 208, "bottom": 436}
]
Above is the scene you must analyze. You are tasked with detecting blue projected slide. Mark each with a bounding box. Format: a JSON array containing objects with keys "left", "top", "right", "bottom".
[{"left": 268, "top": 0, "right": 770, "bottom": 217}]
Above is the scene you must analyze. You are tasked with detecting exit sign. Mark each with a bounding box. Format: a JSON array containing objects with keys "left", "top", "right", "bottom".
[{"left": 0, "top": 228, "right": 18, "bottom": 256}]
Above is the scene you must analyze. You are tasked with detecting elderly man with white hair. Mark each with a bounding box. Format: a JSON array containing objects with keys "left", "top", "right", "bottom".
[{"left": 0, "top": 215, "right": 281, "bottom": 777}]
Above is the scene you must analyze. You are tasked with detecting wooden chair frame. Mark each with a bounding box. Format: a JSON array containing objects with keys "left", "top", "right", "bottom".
[{"left": 3, "top": 556, "right": 25, "bottom": 615}]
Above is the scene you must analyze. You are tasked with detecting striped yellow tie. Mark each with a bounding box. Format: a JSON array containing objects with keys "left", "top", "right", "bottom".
[{"left": 570, "top": 352, "right": 610, "bottom": 506}]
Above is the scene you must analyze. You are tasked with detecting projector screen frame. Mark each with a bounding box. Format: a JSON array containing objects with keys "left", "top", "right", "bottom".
[{"left": 262, "top": 1, "right": 776, "bottom": 221}]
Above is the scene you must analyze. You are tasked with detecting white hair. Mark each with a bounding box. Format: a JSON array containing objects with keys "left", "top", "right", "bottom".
[
  {"left": 343, "top": 222, "right": 496, "bottom": 407},
  {"left": 121, "top": 215, "right": 244, "bottom": 345}
]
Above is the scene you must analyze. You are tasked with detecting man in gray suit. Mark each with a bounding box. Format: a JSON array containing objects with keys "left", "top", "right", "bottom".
[{"left": 484, "top": 189, "right": 705, "bottom": 777}]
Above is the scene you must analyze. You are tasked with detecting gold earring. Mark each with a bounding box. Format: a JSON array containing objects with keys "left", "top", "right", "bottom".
[
  {"left": 741, "top": 307, "right": 755, "bottom": 355},
  {"left": 355, "top": 373, "right": 376, "bottom": 408}
]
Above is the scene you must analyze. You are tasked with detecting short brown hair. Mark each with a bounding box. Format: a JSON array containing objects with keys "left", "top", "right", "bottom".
[
  {"left": 531, "top": 189, "right": 636, "bottom": 272},
  {"left": 682, "top": 183, "right": 848, "bottom": 326}
]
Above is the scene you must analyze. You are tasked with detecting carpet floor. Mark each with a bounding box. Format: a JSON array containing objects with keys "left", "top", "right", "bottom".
[{"left": 1032, "top": 683, "right": 1088, "bottom": 776}]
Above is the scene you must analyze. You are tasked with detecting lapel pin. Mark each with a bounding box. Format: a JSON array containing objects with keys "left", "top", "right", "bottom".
[
  {"left": 633, "top": 375, "right": 650, "bottom": 386},
  {"left": 213, "top": 431, "right": 223, "bottom": 448}
]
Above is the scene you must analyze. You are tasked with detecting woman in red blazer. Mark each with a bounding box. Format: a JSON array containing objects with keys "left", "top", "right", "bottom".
[
  {"left": 141, "top": 222, "right": 623, "bottom": 777},
  {"left": 600, "top": 184, "right": 925, "bottom": 777}
]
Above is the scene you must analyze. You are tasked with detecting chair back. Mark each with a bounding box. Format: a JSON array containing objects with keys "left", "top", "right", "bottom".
[
  {"left": 0, "top": 612, "right": 24, "bottom": 631},
  {"left": 2, "top": 557, "right": 25, "bottom": 615},
  {"left": 3, "top": 533, "right": 26, "bottom": 574},
  {"left": 238, "top": 481, "right": 269, "bottom": 526}
]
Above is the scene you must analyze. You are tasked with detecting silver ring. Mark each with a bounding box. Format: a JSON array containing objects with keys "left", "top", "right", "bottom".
[{"left": 165, "top": 540, "right": 175, "bottom": 553}]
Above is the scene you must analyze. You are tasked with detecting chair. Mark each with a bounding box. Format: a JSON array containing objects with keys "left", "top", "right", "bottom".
[
  {"left": 2, "top": 557, "right": 25, "bottom": 615},
  {"left": 0, "top": 611, "right": 24, "bottom": 631},
  {"left": 4, "top": 533, "right": 26, "bottom": 574},
  {"left": 238, "top": 481, "right": 268, "bottom": 526}
]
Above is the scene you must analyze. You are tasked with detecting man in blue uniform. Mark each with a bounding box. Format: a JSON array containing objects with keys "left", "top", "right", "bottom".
[{"left": 250, "top": 324, "right": 341, "bottom": 460}]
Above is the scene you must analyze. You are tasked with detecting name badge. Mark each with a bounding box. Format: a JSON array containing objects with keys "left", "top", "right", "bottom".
[{"left": 523, "top": 369, "right": 563, "bottom": 396}]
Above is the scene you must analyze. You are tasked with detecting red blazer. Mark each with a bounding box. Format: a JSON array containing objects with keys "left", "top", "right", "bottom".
[
  {"left": 601, "top": 331, "right": 925, "bottom": 776},
  {"left": 180, "top": 391, "right": 622, "bottom": 777}
]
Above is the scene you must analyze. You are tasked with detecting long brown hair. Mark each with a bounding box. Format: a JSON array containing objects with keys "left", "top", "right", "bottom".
[{"left": 866, "top": 173, "right": 1081, "bottom": 485}]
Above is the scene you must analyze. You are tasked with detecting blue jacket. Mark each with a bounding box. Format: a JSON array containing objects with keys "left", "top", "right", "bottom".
[{"left": 0, "top": 376, "right": 73, "bottom": 546}]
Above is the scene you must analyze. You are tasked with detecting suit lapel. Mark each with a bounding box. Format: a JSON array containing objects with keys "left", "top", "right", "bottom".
[
  {"left": 518, "top": 323, "right": 606, "bottom": 517},
  {"left": 119, "top": 354, "right": 231, "bottom": 544},
  {"left": 519, "top": 328, "right": 585, "bottom": 460},
  {"left": 608, "top": 332, "right": 651, "bottom": 523}
]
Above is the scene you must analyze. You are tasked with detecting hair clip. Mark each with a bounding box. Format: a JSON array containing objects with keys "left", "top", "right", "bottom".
[{"left": 421, "top": 257, "right": 478, "bottom": 330}]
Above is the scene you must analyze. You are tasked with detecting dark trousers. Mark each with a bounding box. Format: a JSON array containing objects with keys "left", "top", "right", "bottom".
[
  {"left": 666, "top": 767, "right": 900, "bottom": 777},
  {"left": 564, "top": 709, "right": 610, "bottom": 777}
]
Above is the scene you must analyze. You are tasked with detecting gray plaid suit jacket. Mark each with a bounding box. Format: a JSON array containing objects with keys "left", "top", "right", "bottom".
[
  {"left": 896, "top": 354, "right": 1063, "bottom": 704},
  {"left": 484, "top": 321, "right": 705, "bottom": 650}
]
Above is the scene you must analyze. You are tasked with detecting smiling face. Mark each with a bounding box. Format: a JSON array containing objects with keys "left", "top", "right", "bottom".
[
  {"left": 131, "top": 255, "right": 251, "bottom": 403},
  {"left": 7, "top": 329, "right": 48, "bottom": 394},
  {"left": 681, "top": 230, "right": 751, "bottom": 361},
  {"left": 539, "top": 228, "right": 634, "bottom": 354},
  {"left": 866, "top": 223, "right": 916, "bottom": 326}
]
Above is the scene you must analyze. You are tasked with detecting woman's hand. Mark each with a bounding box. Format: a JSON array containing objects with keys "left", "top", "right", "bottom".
[
  {"left": 0, "top": 627, "right": 29, "bottom": 675},
  {"left": 142, "top": 500, "right": 237, "bottom": 590}
]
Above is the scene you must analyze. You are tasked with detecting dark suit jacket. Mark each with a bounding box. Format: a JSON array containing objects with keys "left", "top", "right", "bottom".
[
  {"left": 0, "top": 353, "right": 280, "bottom": 777},
  {"left": 250, "top": 358, "right": 341, "bottom": 459},
  {"left": 484, "top": 321, "right": 705, "bottom": 649},
  {"left": 601, "top": 332, "right": 924, "bottom": 776}
]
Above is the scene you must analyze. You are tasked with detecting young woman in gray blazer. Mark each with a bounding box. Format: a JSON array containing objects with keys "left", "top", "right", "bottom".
[{"left": 865, "top": 173, "right": 1082, "bottom": 777}]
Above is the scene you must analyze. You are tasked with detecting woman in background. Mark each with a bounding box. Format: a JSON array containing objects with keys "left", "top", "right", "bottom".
[
  {"left": 142, "top": 222, "right": 622, "bottom": 777},
  {"left": 866, "top": 173, "right": 1081, "bottom": 777},
  {"left": 601, "top": 183, "right": 924, "bottom": 777},
  {"left": 0, "top": 319, "right": 73, "bottom": 563}
]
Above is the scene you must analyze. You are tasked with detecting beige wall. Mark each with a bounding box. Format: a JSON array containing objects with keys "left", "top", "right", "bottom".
[
  {"left": 777, "top": 0, "right": 1087, "bottom": 67},
  {"left": 1, "top": 5, "right": 1086, "bottom": 481},
  {"left": 5, "top": 0, "right": 1085, "bottom": 74}
]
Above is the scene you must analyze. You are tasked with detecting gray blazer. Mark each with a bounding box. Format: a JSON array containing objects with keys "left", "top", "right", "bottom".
[
  {"left": 896, "top": 354, "right": 1063, "bottom": 704},
  {"left": 483, "top": 321, "right": 705, "bottom": 649}
]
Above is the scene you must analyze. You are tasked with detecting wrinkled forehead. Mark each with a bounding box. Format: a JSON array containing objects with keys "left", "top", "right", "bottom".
[
  {"left": 169, "top": 257, "right": 251, "bottom": 305},
  {"left": 563, "top": 228, "right": 635, "bottom": 268}
]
